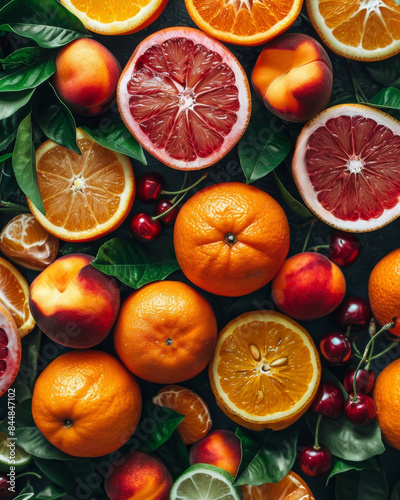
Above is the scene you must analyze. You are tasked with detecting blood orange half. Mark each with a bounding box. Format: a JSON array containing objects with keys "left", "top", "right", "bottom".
[
  {"left": 0, "top": 306, "right": 21, "bottom": 397},
  {"left": 293, "top": 104, "right": 400, "bottom": 232},
  {"left": 117, "top": 27, "right": 251, "bottom": 170}
]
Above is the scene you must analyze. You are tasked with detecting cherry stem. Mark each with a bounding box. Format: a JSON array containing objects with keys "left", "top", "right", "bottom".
[
  {"left": 368, "top": 341, "right": 398, "bottom": 362},
  {"left": 307, "top": 244, "right": 329, "bottom": 252},
  {"left": 345, "top": 325, "right": 352, "bottom": 337},
  {"left": 15, "top": 471, "right": 42, "bottom": 480},
  {"left": 352, "top": 341, "right": 362, "bottom": 359},
  {"left": 170, "top": 172, "right": 188, "bottom": 204},
  {"left": 161, "top": 173, "right": 207, "bottom": 195},
  {"left": 302, "top": 219, "right": 317, "bottom": 253},
  {"left": 347, "top": 61, "right": 368, "bottom": 103},
  {"left": 352, "top": 320, "right": 396, "bottom": 398},
  {"left": 152, "top": 190, "right": 187, "bottom": 221},
  {"left": 314, "top": 414, "right": 323, "bottom": 449}
]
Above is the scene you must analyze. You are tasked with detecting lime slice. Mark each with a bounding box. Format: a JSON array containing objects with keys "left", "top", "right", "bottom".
[
  {"left": 170, "top": 464, "right": 241, "bottom": 500},
  {"left": 0, "top": 431, "right": 32, "bottom": 472}
]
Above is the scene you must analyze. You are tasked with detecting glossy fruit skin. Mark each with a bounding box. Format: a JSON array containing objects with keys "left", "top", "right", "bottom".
[
  {"left": 343, "top": 369, "right": 375, "bottom": 395},
  {"left": 298, "top": 446, "right": 332, "bottom": 476},
  {"left": 337, "top": 296, "right": 372, "bottom": 330},
  {"left": 344, "top": 393, "right": 377, "bottom": 425},
  {"left": 136, "top": 172, "right": 164, "bottom": 202},
  {"left": 155, "top": 199, "right": 180, "bottom": 225},
  {"left": 129, "top": 213, "right": 162, "bottom": 242},
  {"left": 328, "top": 231, "right": 360, "bottom": 267},
  {"left": 0, "top": 475, "right": 12, "bottom": 499},
  {"left": 0, "top": 306, "right": 21, "bottom": 398},
  {"left": 319, "top": 332, "right": 352, "bottom": 365},
  {"left": 310, "top": 381, "right": 344, "bottom": 418}
]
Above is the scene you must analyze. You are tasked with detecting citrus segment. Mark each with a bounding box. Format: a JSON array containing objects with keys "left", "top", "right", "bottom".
[
  {"left": 242, "top": 471, "right": 315, "bottom": 500},
  {"left": 293, "top": 104, "right": 400, "bottom": 232},
  {"left": 0, "top": 257, "right": 35, "bottom": 337},
  {"left": 28, "top": 128, "right": 135, "bottom": 242},
  {"left": 117, "top": 27, "right": 251, "bottom": 170},
  {"left": 185, "top": 0, "right": 303, "bottom": 46},
  {"left": 0, "top": 306, "right": 21, "bottom": 397},
  {"left": 307, "top": 0, "right": 400, "bottom": 61},
  {"left": 209, "top": 311, "right": 321, "bottom": 430}
]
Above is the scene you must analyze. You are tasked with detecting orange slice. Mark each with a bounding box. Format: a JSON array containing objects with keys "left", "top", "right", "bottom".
[
  {"left": 60, "top": 0, "right": 168, "bottom": 35},
  {"left": 28, "top": 128, "right": 135, "bottom": 242},
  {"left": 242, "top": 471, "right": 315, "bottom": 500},
  {"left": 209, "top": 310, "right": 321, "bottom": 431},
  {"left": 0, "top": 256, "right": 35, "bottom": 338},
  {"left": 307, "top": 0, "right": 400, "bottom": 61},
  {"left": 184, "top": 0, "right": 303, "bottom": 46}
]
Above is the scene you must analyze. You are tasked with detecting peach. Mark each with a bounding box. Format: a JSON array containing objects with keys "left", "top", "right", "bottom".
[
  {"left": 105, "top": 451, "right": 173, "bottom": 500},
  {"left": 189, "top": 429, "right": 241, "bottom": 477},
  {"left": 52, "top": 38, "right": 121, "bottom": 116},
  {"left": 251, "top": 33, "right": 333, "bottom": 122},
  {"left": 29, "top": 253, "right": 120, "bottom": 348},
  {"left": 271, "top": 252, "right": 346, "bottom": 321}
]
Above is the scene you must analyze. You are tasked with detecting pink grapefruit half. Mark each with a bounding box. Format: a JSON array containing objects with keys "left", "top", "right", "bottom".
[
  {"left": 0, "top": 306, "right": 21, "bottom": 397},
  {"left": 293, "top": 104, "right": 400, "bottom": 232},
  {"left": 117, "top": 27, "right": 251, "bottom": 170}
]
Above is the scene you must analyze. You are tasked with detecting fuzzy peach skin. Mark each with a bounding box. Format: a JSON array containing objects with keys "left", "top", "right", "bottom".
[
  {"left": 251, "top": 33, "right": 333, "bottom": 122},
  {"left": 105, "top": 451, "right": 173, "bottom": 500},
  {"left": 29, "top": 253, "right": 120, "bottom": 348},
  {"left": 189, "top": 429, "right": 241, "bottom": 477},
  {"left": 52, "top": 38, "right": 121, "bottom": 116},
  {"left": 271, "top": 252, "right": 346, "bottom": 321}
]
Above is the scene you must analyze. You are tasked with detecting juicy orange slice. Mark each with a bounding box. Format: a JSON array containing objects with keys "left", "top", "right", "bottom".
[
  {"left": 28, "top": 128, "right": 135, "bottom": 242},
  {"left": 60, "top": 0, "right": 168, "bottom": 35},
  {"left": 0, "top": 256, "right": 35, "bottom": 338},
  {"left": 184, "top": 0, "right": 303, "bottom": 46},
  {"left": 307, "top": 0, "right": 400, "bottom": 61},
  {"left": 242, "top": 471, "right": 315, "bottom": 500},
  {"left": 209, "top": 310, "right": 321, "bottom": 431}
]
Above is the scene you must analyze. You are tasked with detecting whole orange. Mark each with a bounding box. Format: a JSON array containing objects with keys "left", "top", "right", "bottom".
[
  {"left": 369, "top": 248, "right": 400, "bottom": 336},
  {"left": 32, "top": 350, "right": 142, "bottom": 457},
  {"left": 113, "top": 281, "right": 218, "bottom": 384},
  {"left": 173, "top": 182, "right": 290, "bottom": 297},
  {"left": 373, "top": 358, "right": 400, "bottom": 449}
]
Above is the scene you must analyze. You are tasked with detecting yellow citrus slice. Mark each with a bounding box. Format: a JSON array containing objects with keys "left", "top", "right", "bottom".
[
  {"left": 209, "top": 310, "right": 321, "bottom": 431},
  {"left": 242, "top": 471, "right": 315, "bottom": 500},
  {"left": 28, "top": 128, "right": 135, "bottom": 242},
  {"left": 60, "top": 0, "right": 168, "bottom": 35},
  {"left": 307, "top": 0, "right": 400, "bottom": 61},
  {"left": 0, "top": 256, "right": 35, "bottom": 338}
]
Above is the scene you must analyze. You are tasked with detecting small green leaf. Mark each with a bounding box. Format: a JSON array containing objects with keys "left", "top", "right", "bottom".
[
  {"left": 1, "top": 46, "right": 48, "bottom": 68},
  {"left": 365, "top": 87, "right": 400, "bottom": 119},
  {"left": 391, "top": 480, "right": 400, "bottom": 500},
  {"left": 0, "top": 89, "right": 35, "bottom": 119},
  {"left": 0, "top": 105, "right": 28, "bottom": 151},
  {"left": 326, "top": 457, "right": 379, "bottom": 485},
  {"left": 11, "top": 374, "right": 32, "bottom": 402},
  {"left": 12, "top": 113, "right": 45, "bottom": 214},
  {"left": 365, "top": 55, "right": 400, "bottom": 89},
  {"left": 272, "top": 171, "right": 313, "bottom": 218},
  {"left": 82, "top": 124, "right": 147, "bottom": 164},
  {"left": 36, "top": 485, "right": 67, "bottom": 500},
  {"left": 335, "top": 468, "right": 389, "bottom": 500},
  {"left": 0, "top": 50, "right": 56, "bottom": 91},
  {"left": 92, "top": 237, "right": 179, "bottom": 289},
  {"left": 154, "top": 430, "right": 190, "bottom": 479},
  {"left": 238, "top": 123, "right": 291, "bottom": 184}
]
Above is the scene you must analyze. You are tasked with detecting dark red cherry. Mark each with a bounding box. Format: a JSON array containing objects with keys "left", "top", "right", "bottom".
[
  {"left": 155, "top": 199, "right": 180, "bottom": 225},
  {"left": 310, "top": 381, "right": 344, "bottom": 419},
  {"left": 328, "top": 231, "right": 360, "bottom": 267},
  {"left": 129, "top": 212, "right": 162, "bottom": 242},
  {"left": 0, "top": 475, "right": 12, "bottom": 499},
  {"left": 136, "top": 172, "right": 164, "bottom": 202},
  {"left": 343, "top": 369, "right": 375, "bottom": 395},
  {"left": 298, "top": 446, "right": 332, "bottom": 476},
  {"left": 344, "top": 393, "right": 377, "bottom": 425},
  {"left": 337, "top": 296, "right": 372, "bottom": 330},
  {"left": 320, "top": 332, "right": 352, "bottom": 365}
]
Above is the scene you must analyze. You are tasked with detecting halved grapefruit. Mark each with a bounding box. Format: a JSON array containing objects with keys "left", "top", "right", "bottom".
[
  {"left": 117, "top": 27, "right": 251, "bottom": 170},
  {"left": 293, "top": 104, "right": 400, "bottom": 232},
  {"left": 0, "top": 305, "right": 21, "bottom": 397}
]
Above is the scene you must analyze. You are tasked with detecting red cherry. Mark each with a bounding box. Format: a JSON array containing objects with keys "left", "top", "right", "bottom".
[
  {"left": 298, "top": 445, "right": 332, "bottom": 476},
  {"left": 0, "top": 475, "right": 12, "bottom": 499},
  {"left": 344, "top": 393, "right": 377, "bottom": 425},
  {"left": 328, "top": 231, "right": 360, "bottom": 267},
  {"left": 310, "top": 381, "right": 344, "bottom": 419},
  {"left": 343, "top": 369, "right": 375, "bottom": 395},
  {"left": 136, "top": 172, "right": 164, "bottom": 202},
  {"left": 155, "top": 199, "right": 180, "bottom": 225},
  {"left": 337, "top": 296, "right": 372, "bottom": 330},
  {"left": 320, "top": 332, "right": 352, "bottom": 365},
  {"left": 129, "top": 213, "right": 162, "bottom": 242}
]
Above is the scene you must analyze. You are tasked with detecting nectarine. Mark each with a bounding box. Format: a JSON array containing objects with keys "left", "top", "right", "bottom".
[
  {"left": 252, "top": 33, "right": 333, "bottom": 122},
  {"left": 29, "top": 253, "right": 120, "bottom": 348}
]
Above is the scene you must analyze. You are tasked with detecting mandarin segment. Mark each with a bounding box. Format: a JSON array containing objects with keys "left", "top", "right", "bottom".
[{"left": 242, "top": 470, "right": 315, "bottom": 500}]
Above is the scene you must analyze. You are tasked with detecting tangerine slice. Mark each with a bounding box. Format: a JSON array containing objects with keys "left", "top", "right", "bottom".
[
  {"left": 209, "top": 310, "right": 321, "bottom": 431},
  {"left": 242, "top": 471, "right": 315, "bottom": 500}
]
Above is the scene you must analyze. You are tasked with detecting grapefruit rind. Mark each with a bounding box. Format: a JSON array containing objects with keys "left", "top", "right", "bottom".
[{"left": 293, "top": 104, "right": 400, "bottom": 233}]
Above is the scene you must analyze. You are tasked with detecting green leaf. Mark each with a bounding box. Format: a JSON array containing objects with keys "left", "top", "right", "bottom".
[
  {"left": 82, "top": 124, "right": 147, "bottom": 164},
  {"left": 12, "top": 113, "right": 45, "bottom": 214},
  {"left": 1, "top": 46, "right": 48, "bottom": 68},
  {"left": 14, "top": 493, "right": 35, "bottom": 500},
  {"left": 138, "top": 401, "right": 185, "bottom": 453},
  {"left": 0, "top": 105, "right": 27, "bottom": 151},
  {"left": 11, "top": 374, "right": 32, "bottom": 402},
  {"left": 36, "top": 485, "right": 67, "bottom": 500},
  {"left": 272, "top": 171, "right": 313, "bottom": 218},
  {"left": 0, "top": 0, "right": 90, "bottom": 48},
  {"left": 326, "top": 457, "right": 379, "bottom": 485},
  {"left": 154, "top": 430, "right": 190, "bottom": 480},
  {"left": 365, "top": 55, "right": 400, "bottom": 89},
  {"left": 238, "top": 123, "right": 291, "bottom": 184},
  {"left": 17, "top": 327, "right": 42, "bottom": 390},
  {"left": 59, "top": 242, "right": 96, "bottom": 256},
  {"left": 391, "top": 480, "right": 400, "bottom": 500},
  {"left": 0, "top": 50, "right": 56, "bottom": 91},
  {"left": 234, "top": 426, "right": 298, "bottom": 486},
  {"left": 0, "top": 89, "right": 35, "bottom": 119},
  {"left": 335, "top": 468, "right": 389, "bottom": 500},
  {"left": 365, "top": 87, "right": 400, "bottom": 119},
  {"left": 33, "top": 82, "right": 79, "bottom": 153},
  {"left": 92, "top": 237, "right": 179, "bottom": 289}
]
